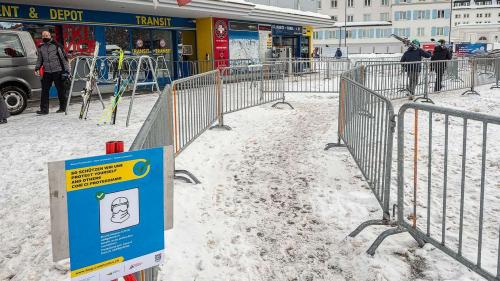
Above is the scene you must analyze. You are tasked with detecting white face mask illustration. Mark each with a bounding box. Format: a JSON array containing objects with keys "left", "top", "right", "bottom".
[{"left": 111, "top": 197, "right": 130, "bottom": 223}]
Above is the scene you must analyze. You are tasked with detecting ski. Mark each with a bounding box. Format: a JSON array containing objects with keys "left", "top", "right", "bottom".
[
  {"left": 98, "top": 50, "right": 128, "bottom": 125},
  {"left": 391, "top": 34, "right": 418, "bottom": 49},
  {"left": 79, "top": 42, "right": 100, "bottom": 119},
  {"left": 111, "top": 50, "right": 125, "bottom": 125}
]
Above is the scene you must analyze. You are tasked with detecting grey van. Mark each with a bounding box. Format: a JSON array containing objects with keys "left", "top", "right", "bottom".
[{"left": 0, "top": 30, "right": 41, "bottom": 115}]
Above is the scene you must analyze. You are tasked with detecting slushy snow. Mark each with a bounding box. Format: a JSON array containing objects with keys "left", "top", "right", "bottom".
[{"left": 0, "top": 84, "right": 499, "bottom": 281}]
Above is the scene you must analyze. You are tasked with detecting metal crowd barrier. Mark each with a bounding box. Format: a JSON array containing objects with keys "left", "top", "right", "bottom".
[
  {"left": 329, "top": 57, "right": 500, "bottom": 280},
  {"left": 171, "top": 70, "right": 221, "bottom": 157},
  {"left": 274, "top": 58, "right": 351, "bottom": 93},
  {"left": 325, "top": 70, "right": 397, "bottom": 237},
  {"left": 219, "top": 64, "right": 290, "bottom": 119},
  {"left": 394, "top": 103, "right": 500, "bottom": 281},
  {"left": 130, "top": 87, "right": 173, "bottom": 151}
]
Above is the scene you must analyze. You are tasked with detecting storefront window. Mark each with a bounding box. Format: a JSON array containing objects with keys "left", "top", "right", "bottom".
[
  {"left": 131, "top": 29, "right": 152, "bottom": 55},
  {"left": 151, "top": 30, "right": 172, "bottom": 56},
  {"left": 105, "top": 27, "right": 130, "bottom": 55}
]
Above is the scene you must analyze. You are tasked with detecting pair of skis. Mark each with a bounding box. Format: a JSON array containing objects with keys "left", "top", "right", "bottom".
[
  {"left": 99, "top": 50, "right": 127, "bottom": 125},
  {"left": 391, "top": 34, "right": 419, "bottom": 49},
  {"left": 79, "top": 42, "right": 100, "bottom": 120}
]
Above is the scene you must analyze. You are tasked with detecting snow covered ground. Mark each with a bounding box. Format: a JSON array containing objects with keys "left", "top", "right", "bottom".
[{"left": 0, "top": 83, "right": 499, "bottom": 281}]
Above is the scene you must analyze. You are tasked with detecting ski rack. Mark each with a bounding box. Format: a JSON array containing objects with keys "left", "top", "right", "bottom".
[
  {"left": 66, "top": 55, "right": 106, "bottom": 115},
  {"left": 126, "top": 55, "right": 162, "bottom": 127}
]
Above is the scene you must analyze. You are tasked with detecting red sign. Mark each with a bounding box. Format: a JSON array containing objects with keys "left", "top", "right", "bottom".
[
  {"left": 422, "top": 43, "right": 436, "bottom": 54},
  {"left": 213, "top": 18, "right": 229, "bottom": 69},
  {"left": 177, "top": 0, "right": 192, "bottom": 6}
]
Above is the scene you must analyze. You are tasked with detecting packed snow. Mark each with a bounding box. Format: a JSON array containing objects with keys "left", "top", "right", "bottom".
[{"left": 0, "top": 83, "right": 499, "bottom": 281}]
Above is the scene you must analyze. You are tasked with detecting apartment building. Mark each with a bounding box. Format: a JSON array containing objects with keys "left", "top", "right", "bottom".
[
  {"left": 315, "top": 0, "right": 453, "bottom": 53},
  {"left": 248, "top": 0, "right": 321, "bottom": 12},
  {"left": 451, "top": 0, "right": 500, "bottom": 43}
]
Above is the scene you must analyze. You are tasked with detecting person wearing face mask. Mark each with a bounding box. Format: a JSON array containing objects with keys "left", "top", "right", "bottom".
[
  {"left": 35, "top": 31, "right": 71, "bottom": 115},
  {"left": 431, "top": 39, "right": 452, "bottom": 92}
]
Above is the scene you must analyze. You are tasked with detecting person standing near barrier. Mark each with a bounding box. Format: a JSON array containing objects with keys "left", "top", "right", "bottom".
[
  {"left": 431, "top": 39, "right": 452, "bottom": 92},
  {"left": 400, "top": 39, "right": 431, "bottom": 100},
  {"left": 335, "top": 48, "right": 343, "bottom": 59},
  {"left": 35, "top": 31, "right": 71, "bottom": 115}
]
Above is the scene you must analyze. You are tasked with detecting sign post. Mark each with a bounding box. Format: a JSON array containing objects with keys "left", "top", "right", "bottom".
[{"left": 49, "top": 147, "right": 170, "bottom": 281}]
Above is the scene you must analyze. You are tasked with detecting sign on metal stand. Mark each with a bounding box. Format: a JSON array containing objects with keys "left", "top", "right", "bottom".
[{"left": 48, "top": 145, "right": 174, "bottom": 281}]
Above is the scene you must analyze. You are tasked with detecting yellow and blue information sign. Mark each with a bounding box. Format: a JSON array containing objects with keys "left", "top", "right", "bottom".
[{"left": 65, "top": 148, "right": 164, "bottom": 281}]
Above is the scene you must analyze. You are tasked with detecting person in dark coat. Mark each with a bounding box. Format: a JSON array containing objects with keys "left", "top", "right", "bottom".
[
  {"left": 0, "top": 94, "right": 10, "bottom": 124},
  {"left": 431, "top": 39, "right": 452, "bottom": 92},
  {"left": 335, "top": 48, "right": 343, "bottom": 59},
  {"left": 35, "top": 31, "right": 71, "bottom": 115},
  {"left": 400, "top": 39, "right": 431, "bottom": 100}
]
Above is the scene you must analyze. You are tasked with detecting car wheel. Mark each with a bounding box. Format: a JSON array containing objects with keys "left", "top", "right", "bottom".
[{"left": 1, "top": 85, "right": 28, "bottom": 115}]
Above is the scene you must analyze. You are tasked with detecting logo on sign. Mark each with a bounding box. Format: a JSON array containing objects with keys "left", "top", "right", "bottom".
[
  {"left": 214, "top": 19, "right": 228, "bottom": 39},
  {"left": 129, "top": 262, "right": 143, "bottom": 270},
  {"left": 155, "top": 253, "right": 162, "bottom": 263}
]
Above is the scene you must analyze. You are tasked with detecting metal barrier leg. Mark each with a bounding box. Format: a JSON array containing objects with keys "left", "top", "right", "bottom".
[
  {"left": 349, "top": 219, "right": 392, "bottom": 238},
  {"left": 174, "top": 169, "right": 201, "bottom": 184},
  {"left": 366, "top": 227, "right": 406, "bottom": 256}
]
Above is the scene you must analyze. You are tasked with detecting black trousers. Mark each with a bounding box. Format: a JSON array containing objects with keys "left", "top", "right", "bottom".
[
  {"left": 434, "top": 68, "right": 445, "bottom": 92},
  {"left": 407, "top": 71, "right": 419, "bottom": 96},
  {"left": 40, "top": 71, "right": 67, "bottom": 112}
]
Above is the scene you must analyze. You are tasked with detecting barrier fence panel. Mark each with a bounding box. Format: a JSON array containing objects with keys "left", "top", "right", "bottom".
[
  {"left": 220, "top": 64, "right": 286, "bottom": 115},
  {"left": 171, "top": 70, "right": 221, "bottom": 156},
  {"left": 129, "top": 88, "right": 173, "bottom": 151},
  {"left": 396, "top": 102, "right": 500, "bottom": 281},
  {"left": 278, "top": 58, "right": 350, "bottom": 93},
  {"left": 360, "top": 59, "right": 472, "bottom": 101},
  {"left": 329, "top": 73, "right": 397, "bottom": 233}
]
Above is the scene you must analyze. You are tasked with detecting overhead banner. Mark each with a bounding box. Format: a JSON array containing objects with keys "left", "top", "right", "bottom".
[
  {"left": 0, "top": 3, "right": 195, "bottom": 29},
  {"left": 213, "top": 18, "right": 229, "bottom": 68},
  {"left": 455, "top": 43, "right": 487, "bottom": 57},
  {"left": 272, "top": 24, "right": 303, "bottom": 36},
  {"left": 65, "top": 148, "right": 165, "bottom": 281}
]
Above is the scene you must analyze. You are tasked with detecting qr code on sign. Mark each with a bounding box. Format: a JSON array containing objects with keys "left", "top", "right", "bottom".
[{"left": 155, "top": 253, "right": 162, "bottom": 263}]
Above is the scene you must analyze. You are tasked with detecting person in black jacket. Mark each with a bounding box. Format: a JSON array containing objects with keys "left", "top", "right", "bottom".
[
  {"left": 401, "top": 39, "right": 431, "bottom": 100},
  {"left": 431, "top": 39, "right": 452, "bottom": 92},
  {"left": 35, "top": 31, "right": 71, "bottom": 115}
]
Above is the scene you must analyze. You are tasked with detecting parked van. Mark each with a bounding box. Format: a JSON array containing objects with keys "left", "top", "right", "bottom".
[{"left": 0, "top": 30, "right": 41, "bottom": 115}]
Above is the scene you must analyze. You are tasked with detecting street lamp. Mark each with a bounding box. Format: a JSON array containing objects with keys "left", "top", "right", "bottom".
[{"left": 448, "top": 0, "right": 453, "bottom": 43}]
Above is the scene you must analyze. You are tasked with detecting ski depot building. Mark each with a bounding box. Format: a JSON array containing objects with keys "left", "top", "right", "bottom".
[{"left": 0, "top": 0, "right": 331, "bottom": 67}]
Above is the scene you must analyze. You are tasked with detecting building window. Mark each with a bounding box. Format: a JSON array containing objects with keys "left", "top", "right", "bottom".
[
  {"left": 416, "top": 10, "right": 426, "bottom": 19},
  {"left": 477, "top": 13, "right": 482, "bottom": 17},
  {"left": 365, "top": 0, "right": 371, "bottom": 6},
  {"left": 396, "top": 11, "right": 409, "bottom": 20},
  {"left": 347, "top": 0, "right": 354, "bottom": 7},
  {"left": 332, "top": 15, "right": 338, "bottom": 21},
  {"left": 417, "top": 27, "right": 425, "bottom": 36},
  {"left": 436, "top": 27, "right": 445, "bottom": 35},
  {"left": 319, "top": 0, "right": 322, "bottom": 9},
  {"left": 346, "top": 30, "right": 353, "bottom": 38},
  {"left": 381, "top": 0, "right": 389, "bottom": 5},
  {"left": 455, "top": 14, "right": 461, "bottom": 18},
  {"left": 331, "top": 0, "right": 338, "bottom": 8},
  {"left": 437, "top": 10, "right": 445, "bottom": 18},
  {"left": 380, "top": 12, "right": 390, "bottom": 21},
  {"left": 364, "top": 14, "right": 371, "bottom": 21},
  {"left": 464, "top": 13, "right": 469, "bottom": 18},
  {"left": 479, "top": 36, "right": 487, "bottom": 41},
  {"left": 347, "top": 15, "right": 354, "bottom": 22},
  {"left": 485, "top": 13, "right": 491, "bottom": 17}
]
